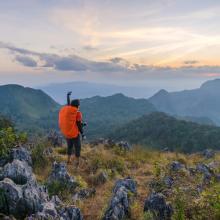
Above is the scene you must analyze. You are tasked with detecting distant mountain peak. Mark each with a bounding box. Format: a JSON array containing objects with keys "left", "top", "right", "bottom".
[
  {"left": 157, "top": 89, "right": 169, "bottom": 95},
  {"left": 110, "top": 93, "right": 126, "bottom": 98},
  {"left": 200, "top": 78, "right": 220, "bottom": 90},
  {"left": 149, "top": 89, "right": 169, "bottom": 100}
]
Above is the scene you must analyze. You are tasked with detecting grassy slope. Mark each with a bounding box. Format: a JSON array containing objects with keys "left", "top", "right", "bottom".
[{"left": 34, "top": 142, "right": 220, "bottom": 220}]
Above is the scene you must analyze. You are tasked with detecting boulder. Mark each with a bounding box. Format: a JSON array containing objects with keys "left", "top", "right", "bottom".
[
  {"left": 104, "top": 139, "right": 117, "bottom": 148},
  {"left": 2, "top": 160, "right": 33, "bottom": 185},
  {"left": 18, "top": 182, "right": 49, "bottom": 216},
  {"left": 207, "top": 161, "right": 220, "bottom": 172},
  {"left": 196, "top": 163, "right": 214, "bottom": 185},
  {"left": 40, "top": 202, "right": 58, "bottom": 218},
  {"left": 95, "top": 171, "right": 108, "bottom": 185},
  {"left": 0, "top": 178, "right": 50, "bottom": 218},
  {"left": 59, "top": 206, "right": 83, "bottom": 220},
  {"left": 50, "top": 195, "right": 63, "bottom": 208},
  {"left": 73, "top": 188, "right": 96, "bottom": 202},
  {"left": 10, "top": 146, "right": 32, "bottom": 166},
  {"left": 113, "top": 177, "right": 137, "bottom": 194},
  {"left": 103, "top": 177, "right": 137, "bottom": 220},
  {"left": 116, "top": 141, "right": 131, "bottom": 151},
  {"left": 169, "top": 161, "right": 185, "bottom": 172},
  {"left": 202, "top": 149, "right": 215, "bottom": 159},
  {"left": 47, "top": 131, "right": 63, "bottom": 148},
  {"left": 196, "top": 163, "right": 213, "bottom": 176},
  {"left": 1, "top": 147, "right": 82, "bottom": 220},
  {"left": 0, "top": 178, "right": 23, "bottom": 217},
  {"left": 144, "top": 192, "right": 173, "bottom": 220},
  {"left": 163, "top": 176, "right": 174, "bottom": 188},
  {"left": 48, "top": 162, "right": 78, "bottom": 190}
]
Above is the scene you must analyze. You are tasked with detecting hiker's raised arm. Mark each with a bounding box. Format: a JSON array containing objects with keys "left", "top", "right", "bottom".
[{"left": 67, "top": 91, "right": 72, "bottom": 105}]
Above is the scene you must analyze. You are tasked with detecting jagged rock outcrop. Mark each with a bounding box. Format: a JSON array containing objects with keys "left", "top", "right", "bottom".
[
  {"left": 169, "top": 161, "right": 185, "bottom": 172},
  {"left": 202, "top": 149, "right": 215, "bottom": 159},
  {"left": 103, "top": 177, "right": 137, "bottom": 220},
  {"left": 196, "top": 162, "right": 220, "bottom": 185},
  {"left": 1, "top": 160, "right": 34, "bottom": 184},
  {"left": 0, "top": 178, "right": 23, "bottom": 217},
  {"left": 10, "top": 146, "right": 32, "bottom": 166},
  {"left": 144, "top": 192, "right": 173, "bottom": 220},
  {"left": 47, "top": 131, "right": 63, "bottom": 148},
  {"left": 59, "top": 206, "right": 83, "bottom": 220},
  {"left": 0, "top": 147, "right": 82, "bottom": 220},
  {"left": 196, "top": 163, "right": 213, "bottom": 184},
  {"left": 116, "top": 141, "right": 131, "bottom": 151},
  {"left": 73, "top": 188, "right": 96, "bottom": 202},
  {"left": 48, "top": 161, "right": 78, "bottom": 190},
  {"left": 163, "top": 176, "right": 174, "bottom": 188}
]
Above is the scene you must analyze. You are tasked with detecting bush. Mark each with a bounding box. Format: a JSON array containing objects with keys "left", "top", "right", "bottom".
[
  {"left": 47, "top": 180, "right": 66, "bottom": 197},
  {"left": 0, "top": 127, "right": 27, "bottom": 158},
  {"left": 198, "top": 183, "right": 220, "bottom": 219},
  {"left": 32, "top": 141, "right": 49, "bottom": 171},
  {"left": 56, "top": 147, "right": 66, "bottom": 155}
]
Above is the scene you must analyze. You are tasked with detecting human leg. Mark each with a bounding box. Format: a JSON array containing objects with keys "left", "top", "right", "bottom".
[{"left": 66, "top": 138, "right": 74, "bottom": 164}]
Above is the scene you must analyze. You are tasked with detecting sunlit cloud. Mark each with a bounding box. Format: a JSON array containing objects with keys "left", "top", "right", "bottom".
[{"left": 1, "top": 0, "right": 220, "bottom": 88}]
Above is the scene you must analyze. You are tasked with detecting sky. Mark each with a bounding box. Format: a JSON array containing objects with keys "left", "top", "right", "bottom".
[{"left": 1, "top": 0, "right": 220, "bottom": 93}]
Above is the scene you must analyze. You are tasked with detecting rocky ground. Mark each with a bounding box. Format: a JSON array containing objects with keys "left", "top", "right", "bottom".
[{"left": 1, "top": 140, "right": 220, "bottom": 220}]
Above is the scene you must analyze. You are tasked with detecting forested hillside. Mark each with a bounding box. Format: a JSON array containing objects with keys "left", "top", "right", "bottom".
[
  {"left": 109, "top": 112, "right": 220, "bottom": 152},
  {"left": 80, "top": 93, "right": 156, "bottom": 138}
]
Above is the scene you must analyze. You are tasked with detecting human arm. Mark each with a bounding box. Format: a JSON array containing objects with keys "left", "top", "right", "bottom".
[
  {"left": 76, "top": 111, "right": 85, "bottom": 138},
  {"left": 67, "top": 91, "right": 72, "bottom": 105}
]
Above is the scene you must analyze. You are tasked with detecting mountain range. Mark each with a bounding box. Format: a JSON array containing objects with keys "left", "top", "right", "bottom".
[
  {"left": 39, "top": 81, "right": 156, "bottom": 104},
  {"left": 0, "top": 85, "right": 155, "bottom": 137},
  {"left": 1, "top": 79, "right": 220, "bottom": 151},
  {"left": 149, "top": 79, "right": 220, "bottom": 125}
]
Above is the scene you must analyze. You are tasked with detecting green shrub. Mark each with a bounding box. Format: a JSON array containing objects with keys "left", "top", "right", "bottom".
[
  {"left": 106, "top": 158, "right": 125, "bottom": 173},
  {"left": 47, "top": 180, "right": 76, "bottom": 201},
  {"left": 200, "top": 183, "right": 220, "bottom": 219},
  {"left": 32, "top": 142, "right": 49, "bottom": 171},
  {"left": 0, "top": 127, "right": 27, "bottom": 158},
  {"left": 75, "top": 175, "right": 88, "bottom": 188},
  {"left": 143, "top": 211, "right": 154, "bottom": 220},
  {"left": 56, "top": 147, "right": 67, "bottom": 155},
  {"left": 173, "top": 197, "right": 185, "bottom": 220},
  {"left": 153, "top": 162, "right": 161, "bottom": 177},
  {"left": 47, "top": 180, "right": 65, "bottom": 197}
]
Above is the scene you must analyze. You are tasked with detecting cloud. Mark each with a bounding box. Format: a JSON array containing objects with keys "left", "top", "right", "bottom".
[
  {"left": 82, "top": 45, "right": 98, "bottom": 51},
  {"left": 0, "top": 42, "right": 125, "bottom": 72},
  {"left": 1, "top": 42, "right": 220, "bottom": 80},
  {"left": 15, "top": 55, "right": 37, "bottom": 67},
  {"left": 184, "top": 60, "right": 199, "bottom": 65}
]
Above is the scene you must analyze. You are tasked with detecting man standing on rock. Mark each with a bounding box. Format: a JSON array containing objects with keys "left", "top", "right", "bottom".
[{"left": 59, "top": 92, "right": 85, "bottom": 167}]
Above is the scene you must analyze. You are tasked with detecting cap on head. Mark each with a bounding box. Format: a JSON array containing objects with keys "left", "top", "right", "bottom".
[{"left": 71, "top": 99, "right": 80, "bottom": 107}]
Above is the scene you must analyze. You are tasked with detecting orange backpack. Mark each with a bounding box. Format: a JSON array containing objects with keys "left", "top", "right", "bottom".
[{"left": 59, "top": 106, "right": 80, "bottom": 138}]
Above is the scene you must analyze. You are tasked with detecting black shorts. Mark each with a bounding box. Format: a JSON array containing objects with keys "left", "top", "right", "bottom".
[{"left": 66, "top": 135, "right": 81, "bottom": 157}]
